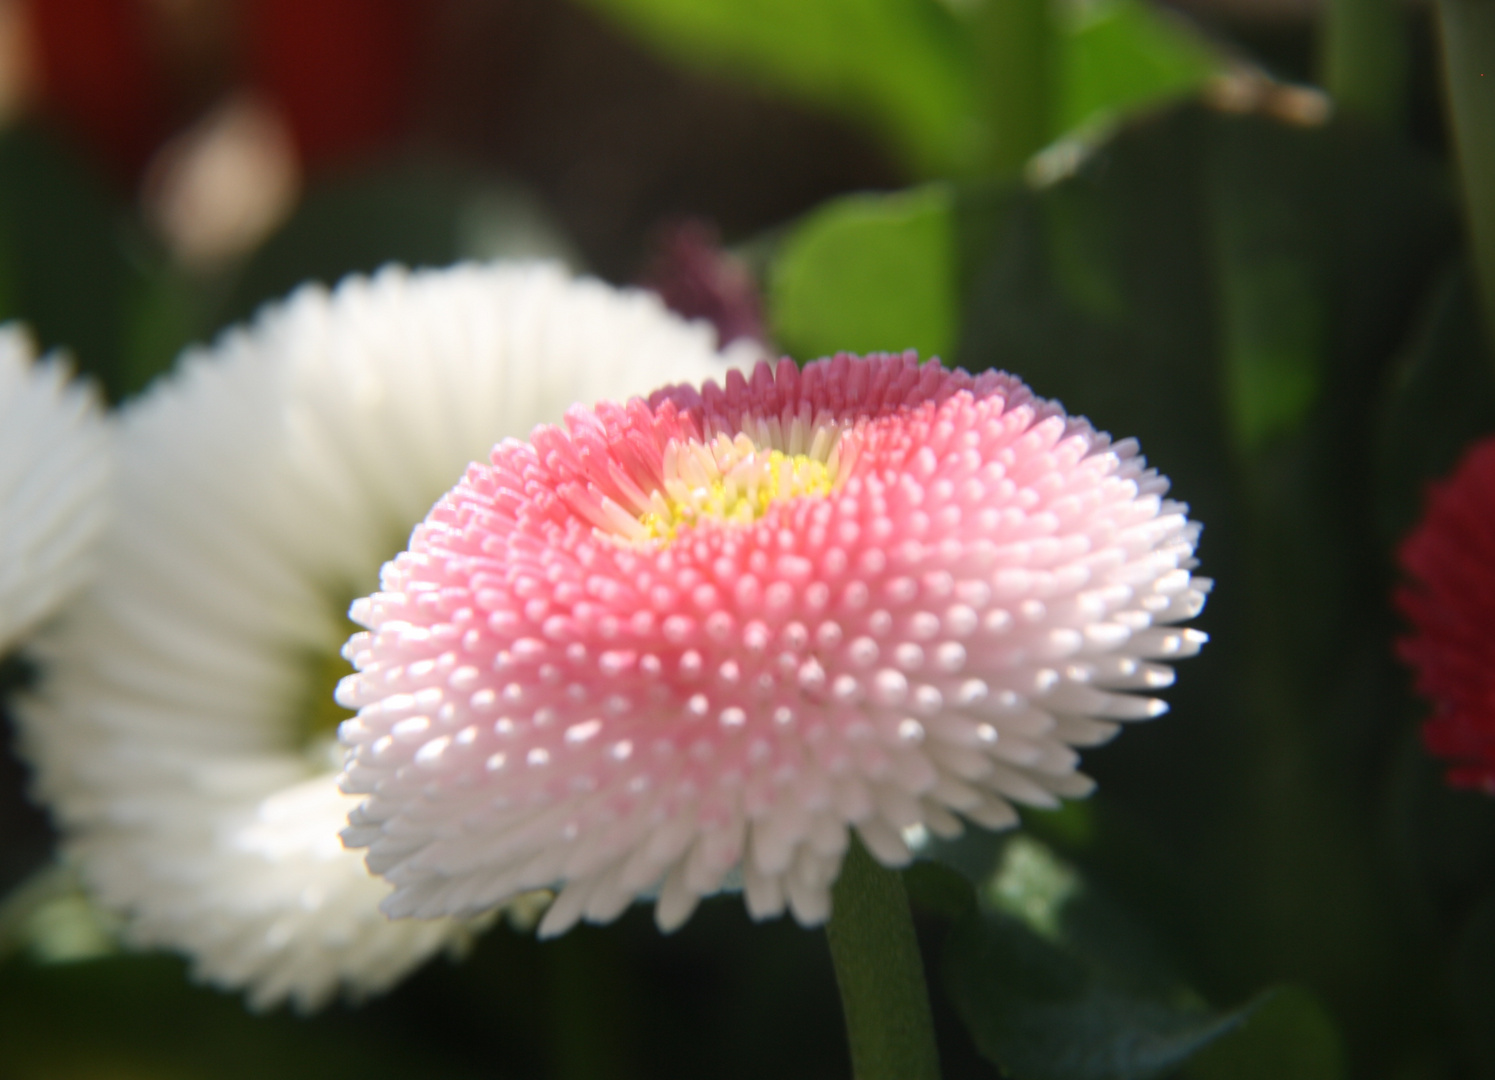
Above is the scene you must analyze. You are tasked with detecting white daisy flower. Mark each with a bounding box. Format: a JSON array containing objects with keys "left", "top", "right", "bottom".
[
  {"left": 0, "top": 325, "right": 110, "bottom": 655},
  {"left": 16, "top": 262, "right": 753, "bottom": 1010}
]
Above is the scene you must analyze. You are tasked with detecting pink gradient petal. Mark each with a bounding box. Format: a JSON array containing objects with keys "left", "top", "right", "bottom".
[{"left": 339, "top": 352, "right": 1209, "bottom": 934}]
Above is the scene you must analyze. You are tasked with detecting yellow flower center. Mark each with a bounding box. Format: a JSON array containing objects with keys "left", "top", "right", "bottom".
[
  {"left": 635, "top": 432, "right": 837, "bottom": 543},
  {"left": 572, "top": 416, "right": 852, "bottom": 548},
  {"left": 298, "top": 635, "right": 357, "bottom": 746},
  {"left": 294, "top": 596, "right": 362, "bottom": 752}
]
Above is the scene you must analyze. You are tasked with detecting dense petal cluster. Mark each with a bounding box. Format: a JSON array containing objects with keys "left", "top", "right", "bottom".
[
  {"left": 0, "top": 325, "right": 110, "bottom": 654},
  {"left": 338, "top": 353, "right": 1210, "bottom": 936},
  {"left": 16, "top": 262, "right": 749, "bottom": 1009},
  {"left": 1397, "top": 435, "right": 1495, "bottom": 793}
]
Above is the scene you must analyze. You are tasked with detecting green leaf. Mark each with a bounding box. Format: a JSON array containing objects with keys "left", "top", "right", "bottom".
[
  {"left": 576, "top": 0, "right": 1226, "bottom": 178},
  {"left": 573, "top": 0, "right": 976, "bottom": 176},
  {"left": 943, "top": 835, "right": 1258, "bottom": 1080},
  {"left": 1057, "top": 0, "right": 1221, "bottom": 136},
  {"left": 1183, "top": 986, "right": 1346, "bottom": 1080},
  {"left": 768, "top": 184, "right": 958, "bottom": 363},
  {"left": 1209, "top": 122, "right": 1329, "bottom": 453}
]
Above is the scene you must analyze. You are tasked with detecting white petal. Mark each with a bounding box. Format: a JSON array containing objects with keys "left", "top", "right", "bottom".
[{"left": 0, "top": 325, "right": 111, "bottom": 652}]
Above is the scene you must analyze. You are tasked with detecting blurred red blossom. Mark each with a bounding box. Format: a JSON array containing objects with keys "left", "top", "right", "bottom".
[
  {"left": 20, "top": 0, "right": 426, "bottom": 182},
  {"left": 21, "top": 0, "right": 173, "bottom": 179},
  {"left": 1397, "top": 435, "right": 1495, "bottom": 794}
]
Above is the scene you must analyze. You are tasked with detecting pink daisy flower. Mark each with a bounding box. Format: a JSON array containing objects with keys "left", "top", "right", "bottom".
[
  {"left": 337, "top": 353, "right": 1209, "bottom": 936},
  {"left": 1397, "top": 435, "right": 1495, "bottom": 793}
]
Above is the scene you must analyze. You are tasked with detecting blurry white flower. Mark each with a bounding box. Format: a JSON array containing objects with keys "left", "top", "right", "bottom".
[
  {"left": 17, "top": 262, "right": 751, "bottom": 1009},
  {"left": 0, "top": 325, "right": 109, "bottom": 654}
]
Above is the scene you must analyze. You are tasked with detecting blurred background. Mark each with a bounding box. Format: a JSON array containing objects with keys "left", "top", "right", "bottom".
[{"left": 3, "top": 0, "right": 1495, "bottom": 1077}]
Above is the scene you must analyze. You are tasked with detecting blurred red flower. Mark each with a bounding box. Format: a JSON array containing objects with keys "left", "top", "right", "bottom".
[
  {"left": 21, "top": 0, "right": 423, "bottom": 182},
  {"left": 1397, "top": 435, "right": 1495, "bottom": 794},
  {"left": 21, "top": 0, "right": 172, "bottom": 179}
]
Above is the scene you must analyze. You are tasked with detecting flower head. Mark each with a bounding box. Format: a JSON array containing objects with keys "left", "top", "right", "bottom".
[
  {"left": 1397, "top": 435, "right": 1495, "bottom": 793},
  {"left": 16, "top": 262, "right": 749, "bottom": 1009},
  {"left": 338, "top": 353, "right": 1210, "bottom": 936},
  {"left": 0, "top": 325, "right": 110, "bottom": 654}
]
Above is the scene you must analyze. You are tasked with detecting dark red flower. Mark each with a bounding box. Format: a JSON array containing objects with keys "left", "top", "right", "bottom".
[
  {"left": 245, "top": 0, "right": 422, "bottom": 169},
  {"left": 21, "top": 0, "right": 425, "bottom": 183},
  {"left": 1397, "top": 435, "right": 1495, "bottom": 794},
  {"left": 23, "top": 0, "right": 175, "bottom": 180}
]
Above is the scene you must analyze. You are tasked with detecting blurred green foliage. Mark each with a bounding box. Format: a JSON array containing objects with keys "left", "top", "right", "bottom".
[
  {"left": 5, "top": 0, "right": 1495, "bottom": 1077},
  {"left": 1054, "top": 0, "right": 1220, "bottom": 137},
  {"left": 578, "top": 0, "right": 972, "bottom": 175},
  {"left": 767, "top": 84, "right": 1495, "bottom": 1074},
  {"left": 0, "top": 126, "right": 136, "bottom": 401},
  {"left": 575, "top": 0, "right": 1224, "bottom": 177},
  {"left": 0, "top": 138, "right": 573, "bottom": 405},
  {"left": 934, "top": 831, "right": 1260, "bottom": 1080},
  {"left": 769, "top": 184, "right": 958, "bottom": 362},
  {"left": 0, "top": 952, "right": 487, "bottom": 1080},
  {"left": 1185, "top": 987, "right": 1345, "bottom": 1080},
  {"left": 0, "top": 899, "right": 861, "bottom": 1080}
]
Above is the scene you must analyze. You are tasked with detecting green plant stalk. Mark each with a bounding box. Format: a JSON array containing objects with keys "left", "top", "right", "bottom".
[
  {"left": 1322, "top": 0, "right": 1407, "bottom": 128},
  {"left": 825, "top": 837, "right": 942, "bottom": 1080},
  {"left": 970, "top": 0, "right": 1054, "bottom": 176},
  {"left": 1438, "top": 0, "right": 1495, "bottom": 348}
]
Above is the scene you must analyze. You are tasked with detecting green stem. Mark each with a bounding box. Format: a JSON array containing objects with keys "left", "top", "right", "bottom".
[
  {"left": 1322, "top": 0, "right": 1407, "bottom": 129},
  {"left": 970, "top": 0, "right": 1055, "bottom": 177},
  {"left": 825, "top": 838, "right": 942, "bottom": 1080},
  {"left": 1438, "top": 0, "right": 1495, "bottom": 348}
]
